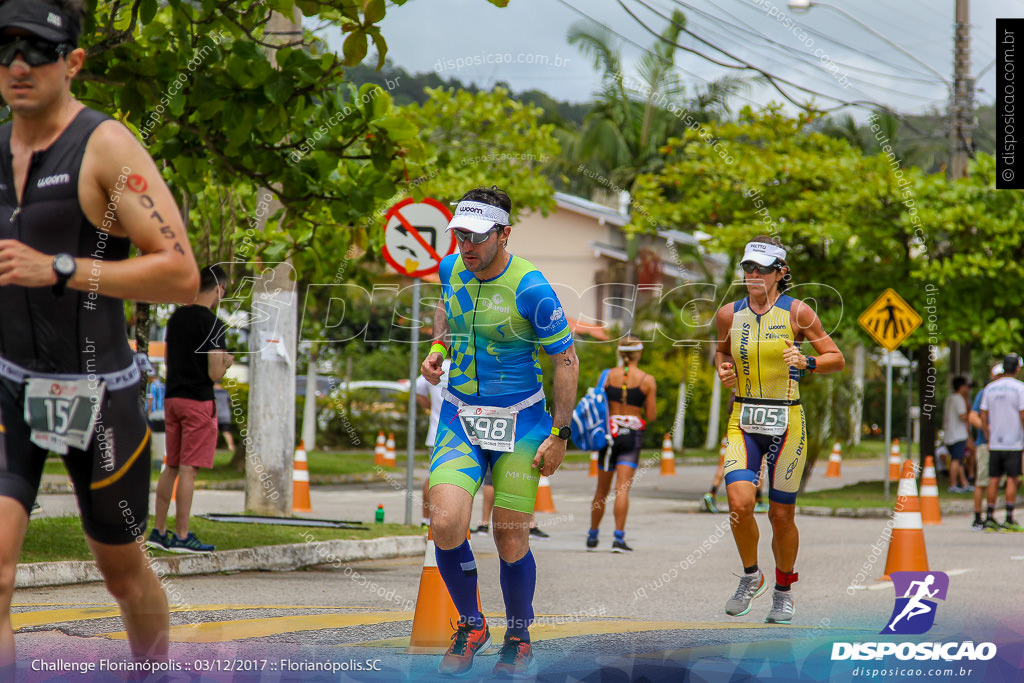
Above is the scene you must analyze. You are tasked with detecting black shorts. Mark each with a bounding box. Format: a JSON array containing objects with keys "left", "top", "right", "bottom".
[
  {"left": 0, "top": 378, "right": 151, "bottom": 544},
  {"left": 989, "top": 450, "right": 1023, "bottom": 479},
  {"left": 598, "top": 429, "right": 643, "bottom": 471}
]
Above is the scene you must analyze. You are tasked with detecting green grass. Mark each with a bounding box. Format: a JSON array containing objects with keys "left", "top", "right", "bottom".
[
  {"left": 797, "top": 479, "right": 975, "bottom": 509},
  {"left": 20, "top": 515, "right": 425, "bottom": 563}
]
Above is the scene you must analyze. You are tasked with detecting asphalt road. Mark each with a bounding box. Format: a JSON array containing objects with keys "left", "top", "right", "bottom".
[{"left": 14, "top": 457, "right": 1024, "bottom": 682}]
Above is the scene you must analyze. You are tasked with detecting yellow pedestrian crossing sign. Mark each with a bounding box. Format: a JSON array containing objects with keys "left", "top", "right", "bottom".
[{"left": 858, "top": 289, "right": 922, "bottom": 351}]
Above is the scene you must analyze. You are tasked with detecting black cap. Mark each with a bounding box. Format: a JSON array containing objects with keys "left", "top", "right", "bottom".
[
  {"left": 0, "top": 0, "right": 78, "bottom": 45},
  {"left": 1004, "top": 353, "right": 1020, "bottom": 374}
]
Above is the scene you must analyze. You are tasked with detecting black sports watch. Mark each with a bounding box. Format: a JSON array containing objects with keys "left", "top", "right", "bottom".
[
  {"left": 52, "top": 253, "right": 76, "bottom": 297},
  {"left": 551, "top": 425, "right": 571, "bottom": 441},
  {"left": 805, "top": 355, "right": 817, "bottom": 373}
]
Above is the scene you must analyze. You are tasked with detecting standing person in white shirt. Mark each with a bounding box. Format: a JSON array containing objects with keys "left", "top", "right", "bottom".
[
  {"left": 415, "top": 359, "right": 450, "bottom": 526},
  {"left": 942, "top": 377, "right": 973, "bottom": 493},
  {"left": 979, "top": 353, "right": 1024, "bottom": 533}
]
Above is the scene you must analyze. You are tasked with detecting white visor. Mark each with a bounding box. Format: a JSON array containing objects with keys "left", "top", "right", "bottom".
[
  {"left": 618, "top": 342, "right": 643, "bottom": 352},
  {"left": 992, "top": 363, "right": 1004, "bottom": 377},
  {"left": 446, "top": 201, "right": 511, "bottom": 234},
  {"left": 741, "top": 241, "right": 787, "bottom": 267}
]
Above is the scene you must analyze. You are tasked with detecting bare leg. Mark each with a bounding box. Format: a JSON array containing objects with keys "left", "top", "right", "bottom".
[
  {"left": 768, "top": 502, "right": 799, "bottom": 573},
  {"left": 172, "top": 465, "right": 199, "bottom": 538},
  {"left": 0, "top": 498, "right": 28, "bottom": 669},
  {"left": 87, "top": 537, "right": 169, "bottom": 660},
  {"left": 429, "top": 483, "right": 473, "bottom": 550},
  {"left": 727, "top": 481, "right": 758, "bottom": 568},
  {"left": 612, "top": 464, "right": 635, "bottom": 531},
  {"left": 590, "top": 470, "right": 614, "bottom": 530},
  {"left": 153, "top": 465, "right": 178, "bottom": 534},
  {"left": 480, "top": 484, "right": 495, "bottom": 527}
]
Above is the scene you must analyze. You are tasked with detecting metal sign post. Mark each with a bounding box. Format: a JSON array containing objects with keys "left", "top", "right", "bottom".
[
  {"left": 884, "top": 350, "right": 893, "bottom": 501},
  {"left": 404, "top": 279, "right": 420, "bottom": 526},
  {"left": 381, "top": 197, "right": 454, "bottom": 526},
  {"left": 857, "top": 288, "right": 922, "bottom": 502}
]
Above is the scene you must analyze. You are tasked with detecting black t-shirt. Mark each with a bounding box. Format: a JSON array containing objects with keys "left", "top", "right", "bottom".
[{"left": 165, "top": 305, "right": 227, "bottom": 402}]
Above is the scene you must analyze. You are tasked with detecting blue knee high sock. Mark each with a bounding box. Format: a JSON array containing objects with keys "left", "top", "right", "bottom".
[
  {"left": 435, "top": 540, "right": 483, "bottom": 629},
  {"left": 499, "top": 550, "right": 536, "bottom": 642}
]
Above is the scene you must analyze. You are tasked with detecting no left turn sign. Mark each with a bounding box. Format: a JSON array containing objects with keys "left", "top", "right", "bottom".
[{"left": 381, "top": 198, "right": 455, "bottom": 278}]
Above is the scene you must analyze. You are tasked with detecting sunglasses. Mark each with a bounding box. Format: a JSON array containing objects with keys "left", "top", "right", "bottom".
[
  {"left": 740, "top": 261, "right": 779, "bottom": 275},
  {"left": 0, "top": 35, "right": 71, "bottom": 67},
  {"left": 453, "top": 226, "right": 500, "bottom": 245}
]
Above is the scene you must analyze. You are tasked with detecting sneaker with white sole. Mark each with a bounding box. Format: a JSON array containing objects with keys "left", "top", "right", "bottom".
[
  {"left": 765, "top": 589, "right": 795, "bottom": 624},
  {"left": 702, "top": 492, "right": 719, "bottom": 513},
  {"left": 725, "top": 570, "right": 766, "bottom": 616},
  {"left": 166, "top": 531, "right": 215, "bottom": 554},
  {"left": 145, "top": 528, "right": 170, "bottom": 551}
]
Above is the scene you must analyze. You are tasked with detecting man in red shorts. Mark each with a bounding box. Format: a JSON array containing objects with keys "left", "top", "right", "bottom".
[{"left": 148, "top": 265, "right": 232, "bottom": 553}]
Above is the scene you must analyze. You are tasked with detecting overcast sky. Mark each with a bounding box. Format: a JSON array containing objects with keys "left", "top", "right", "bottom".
[{"left": 313, "top": 0, "right": 1014, "bottom": 122}]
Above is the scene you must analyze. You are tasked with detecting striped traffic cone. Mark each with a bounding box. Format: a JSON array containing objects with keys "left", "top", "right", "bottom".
[
  {"left": 920, "top": 456, "right": 942, "bottom": 525},
  {"left": 881, "top": 459, "right": 929, "bottom": 580},
  {"left": 660, "top": 433, "right": 676, "bottom": 475},
  {"left": 292, "top": 440, "right": 312, "bottom": 513},
  {"left": 374, "top": 431, "right": 386, "bottom": 466},
  {"left": 825, "top": 442, "right": 842, "bottom": 478},
  {"left": 407, "top": 529, "right": 477, "bottom": 653},
  {"left": 534, "top": 476, "right": 557, "bottom": 513},
  {"left": 589, "top": 451, "right": 599, "bottom": 477},
  {"left": 384, "top": 432, "right": 397, "bottom": 468},
  {"left": 888, "top": 439, "right": 902, "bottom": 481}
]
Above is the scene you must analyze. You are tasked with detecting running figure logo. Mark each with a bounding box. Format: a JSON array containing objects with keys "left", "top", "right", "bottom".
[{"left": 881, "top": 571, "right": 949, "bottom": 635}]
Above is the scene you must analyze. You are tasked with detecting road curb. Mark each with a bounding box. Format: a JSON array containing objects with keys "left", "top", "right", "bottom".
[
  {"left": 38, "top": 471, "right": 389, "bottom": 494},
  {"left": 15, "top": 535, "right": 426, "bottom": 589}
]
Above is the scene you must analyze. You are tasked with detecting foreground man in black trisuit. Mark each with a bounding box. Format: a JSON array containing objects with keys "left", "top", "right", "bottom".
[{"left": 0, "top": 0, "right": 199, "bottom": 670}]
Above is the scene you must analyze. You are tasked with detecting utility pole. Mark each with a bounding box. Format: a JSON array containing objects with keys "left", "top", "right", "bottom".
[
  {"left": 923, "top": 0, "right": 973, "bottom": 468},
  {"left": 949, "top": 0, "right": 973, "bottom": 181}
]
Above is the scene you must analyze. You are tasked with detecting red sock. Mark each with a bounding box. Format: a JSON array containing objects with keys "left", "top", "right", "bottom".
[{"left": 775, "top": 569, "right": 798, "bottom": 591}]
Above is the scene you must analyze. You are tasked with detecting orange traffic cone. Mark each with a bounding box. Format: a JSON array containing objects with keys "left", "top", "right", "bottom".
[
  {"left": 374, "top": 431, "right": 386, "bottom": 466},
  {"left": 384, "top": 432, "right": 397, "bottom": 468},
  {"left": 407, "top": 529, "right": 482, "bottom": 654},
  {"left": 292, "top": 440, "right": 313, "bottom": 513},
  {"left": 660, "top": 433, "right": 676, "bottom": 475},
  {"left": 920, "top": 455, "right": 942, "bottom": 525},
  {"left": 881, "top": 459, "right": 929, "bottom": 580},
  {"left": 825, "top": 442, "right": 842, "bottom": 478},
  {"left": 888, "top": 439, "right": 902, "bottom": 481},
  {"left": 589, "top": 451, "right": 599, "bottom": 477},
  {"left": 534, "top": 476, "right": 557, "bottom": 513}
]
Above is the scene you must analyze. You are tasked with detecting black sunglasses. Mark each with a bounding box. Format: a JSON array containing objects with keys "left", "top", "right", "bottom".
[
  {"left": 453, "top": 226, "right": 500, "bottom": 245},
  {"left": 740, "top": 261, "right": 779, "bottom": 275},
  {"left": 0, "top": 35, "right": 71, "bottom": 67}
]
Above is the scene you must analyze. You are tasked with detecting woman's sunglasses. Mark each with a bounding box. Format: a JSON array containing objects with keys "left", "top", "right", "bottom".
[
  {"left": 453, "top": 226, "right": 500, "bottom": 245},
  {"left": 740, "top": 261, "right": 779, "bottom": 275},
  {"left": 0, "top": 36, "right": 71, "bottom": 67}
]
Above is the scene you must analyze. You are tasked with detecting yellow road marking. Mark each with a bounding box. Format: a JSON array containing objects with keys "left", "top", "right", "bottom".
[
  {"left": 104, "top": 612, "right": 415, "bottom": 643},
  {"left": 11, "top": 605, "right": 381, "bottom": 631},
  {"left": 13, "top": 607, "right": 123, "bottom": 629}
]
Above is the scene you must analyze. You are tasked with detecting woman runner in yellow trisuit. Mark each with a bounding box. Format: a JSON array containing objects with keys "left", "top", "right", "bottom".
[{"left": 714, "top": 236, "right": 844, "bottom": 624}]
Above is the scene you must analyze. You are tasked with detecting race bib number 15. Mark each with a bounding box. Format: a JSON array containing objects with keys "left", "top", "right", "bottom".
[{"left": 24, "top": 378, "right": 104, "bottom": 454}]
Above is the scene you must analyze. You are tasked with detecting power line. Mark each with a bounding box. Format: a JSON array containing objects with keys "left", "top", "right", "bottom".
[
  {"left": 553, "top": 0, "right": 767, "bottom": 110},
  {"left": 657, "top": 0, "right": 945, "bottom": 103},
  {"left": 712, "top": 0, "right": 947, "bottom": 85},
  {"left": 620, "top": 0, "right": 886, "bottom": 112}
]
